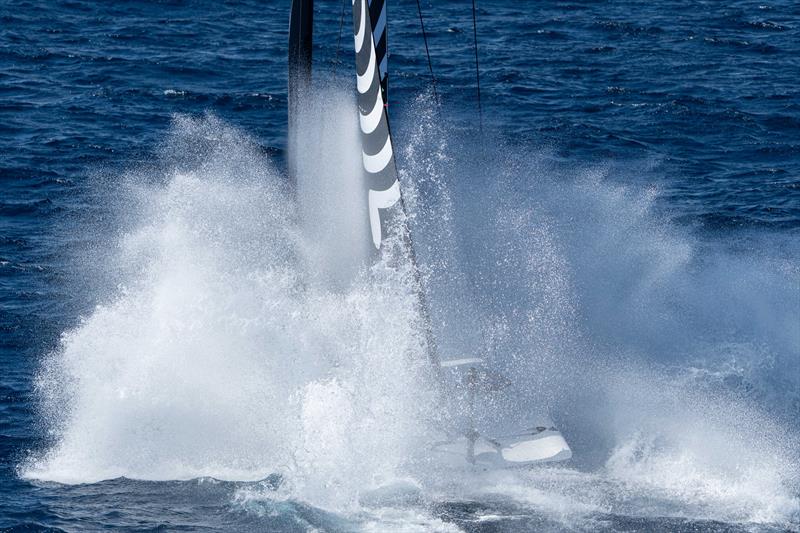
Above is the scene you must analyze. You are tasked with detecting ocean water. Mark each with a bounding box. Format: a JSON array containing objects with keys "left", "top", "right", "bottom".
[{"left": 1, "top": 0, "right": 799, "bottom": 531}]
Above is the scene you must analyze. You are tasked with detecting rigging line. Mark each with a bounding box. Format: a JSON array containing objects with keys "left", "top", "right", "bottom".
[
  {"left": 471, "top": 0, "right": 483, "bottom": 132},
  {"left": 414, "top": 0, "right": 439, "bottom": 105},
  {"left": 332, "top": 0, "right": 347, "bottom": 76}
]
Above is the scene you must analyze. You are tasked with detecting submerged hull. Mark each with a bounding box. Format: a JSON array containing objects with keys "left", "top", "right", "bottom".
[{"left": 430, "top": 428, "right": 572, "bottom": 469}]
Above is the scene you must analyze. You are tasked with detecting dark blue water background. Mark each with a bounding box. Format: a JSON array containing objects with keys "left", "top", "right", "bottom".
[{"left": 1, "top": 0, "right": 798, "bottom": 530}]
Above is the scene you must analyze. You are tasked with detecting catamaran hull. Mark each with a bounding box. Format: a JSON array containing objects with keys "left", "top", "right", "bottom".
[{"left": 429, "top": 429, "right": 572, "bottom": 469}]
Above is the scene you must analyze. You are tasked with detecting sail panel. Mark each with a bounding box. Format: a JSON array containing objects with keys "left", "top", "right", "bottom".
[
  {"left": 352, "top": 0, "right": 400, "bottom": 248},
  {"left": 352, "top": 0, "right": 442, "bottom": 371},
  {"left": 369, "top": 0, "right": 388, "bottom": 101}
]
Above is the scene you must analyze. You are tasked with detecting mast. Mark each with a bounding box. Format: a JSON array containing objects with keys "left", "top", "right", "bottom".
[{"left": 288, "top": 0, "right": 313, "bottom": 183}]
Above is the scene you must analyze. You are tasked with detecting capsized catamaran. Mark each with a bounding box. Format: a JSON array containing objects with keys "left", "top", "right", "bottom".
[{"left": 287, "top": 0, "right": 571, "bottom": 468}]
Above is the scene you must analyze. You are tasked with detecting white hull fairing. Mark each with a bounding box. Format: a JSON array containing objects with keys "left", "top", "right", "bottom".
[
  {"left": 430, "top": 428, "right": 572, "bottom": 469},
  {"left": 435, "top": 358, "right": 573, "bottom": 469}
]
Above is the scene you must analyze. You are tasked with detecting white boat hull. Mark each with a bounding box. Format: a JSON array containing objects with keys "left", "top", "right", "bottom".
[{"left": 429, "top": 428, "right": 572, "bottom": 469}]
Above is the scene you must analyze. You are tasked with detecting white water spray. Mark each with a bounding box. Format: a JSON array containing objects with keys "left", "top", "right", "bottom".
[
  {"left": 24, "top": 110, "right": 435, "bottom": 511},
  {"left": 23, "top": 88, "right": 799, "bottom": 527}
]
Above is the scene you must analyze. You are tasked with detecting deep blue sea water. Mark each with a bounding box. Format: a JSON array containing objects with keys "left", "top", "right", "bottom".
[{"left": 1, "top": 0, "right": 799, "bottom": 531}]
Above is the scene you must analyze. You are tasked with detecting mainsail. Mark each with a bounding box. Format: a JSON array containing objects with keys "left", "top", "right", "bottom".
[
  {"left": 352, "top": 0, "right": 402, "bottom": 249},
  {"left": 288, "top": 0, "right": 437, "bottom": 370},
  {"left": 288, "top": 0, "right": 400, "bottom": 250},
  {"left": 352, "top": 0, "right": 442, "bottom": 374},
  {"left": 368, "top": 0, "right": 389, "bottom": 103}
]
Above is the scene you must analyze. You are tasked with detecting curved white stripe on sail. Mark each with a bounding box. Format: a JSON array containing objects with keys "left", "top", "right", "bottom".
[
  {"left": 354, "top": 0, "right": 367, "bottom": 53},
  {"left": 368, "top": 180, "right": 401, "bottom": 248},
  {"left": 360, "top": 89, "right": 384, "bottom": 134},
  {"left": 362, "top": 136, "right": 392, "bottom": 174},
  {"left": 357, "top": 40, "right": 376, "bottom": 94}
]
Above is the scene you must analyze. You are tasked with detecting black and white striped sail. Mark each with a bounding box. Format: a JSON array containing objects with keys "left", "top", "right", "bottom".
[
  {"left": 352, "top": 0, "right": 402, "bottom": 249},
  {"left": 367, "top": 0, "right": 389, "bottom": 103},
  {"left": 288, "top": 0, "right": 400, "bottom": 250}
]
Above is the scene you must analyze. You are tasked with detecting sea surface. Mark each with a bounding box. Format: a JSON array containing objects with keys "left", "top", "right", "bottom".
[{"left": 1, "top": 0, "right": 799, "bottom": 531}]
